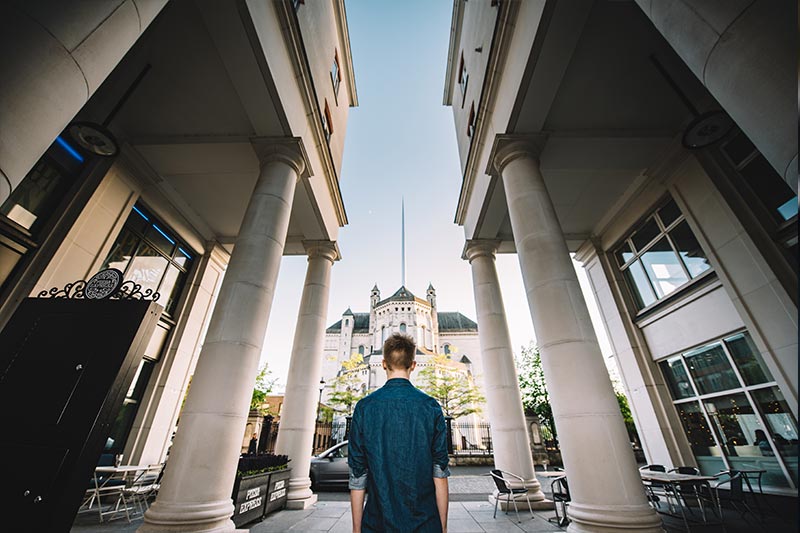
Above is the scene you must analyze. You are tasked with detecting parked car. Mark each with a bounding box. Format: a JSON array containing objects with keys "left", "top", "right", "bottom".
[{"left": 310, "top": 441, "right": 349, "bottom": 489}]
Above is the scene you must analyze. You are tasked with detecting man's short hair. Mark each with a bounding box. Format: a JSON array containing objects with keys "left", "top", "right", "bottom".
[{"left": 383, "top": 333, "right": 416, "bottom": 370}]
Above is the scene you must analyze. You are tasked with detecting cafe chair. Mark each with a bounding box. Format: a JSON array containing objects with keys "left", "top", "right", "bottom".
[
  {"left": 487, "top": 469, "right": 536, "bottom": 522},
  {"left": 703, "top": 471, "right": 760, "bottom": 527},
  {"left": 639, "top": 464, "right": 676, "bottom": 513},
  {"left": 668, "top": 466, "right": 710, "bottom": 521},
  {"left": 549, "top": 473, "right": 571, "bottom": 528},
  {"left": 124, "top": 464, "right": 164, "bottom": 517}
]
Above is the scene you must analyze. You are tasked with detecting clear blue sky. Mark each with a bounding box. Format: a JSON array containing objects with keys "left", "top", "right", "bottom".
[{"left": 261, "top": 0, "right": 611, "bottom": 389}]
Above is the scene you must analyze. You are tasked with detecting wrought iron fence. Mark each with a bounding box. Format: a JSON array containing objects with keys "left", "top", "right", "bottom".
[
  {"left": 312, "top": 420, "right": 348, "bottom": 453},
  {"left": 450, "top": 421, "right": 493, "bottom": 456}
]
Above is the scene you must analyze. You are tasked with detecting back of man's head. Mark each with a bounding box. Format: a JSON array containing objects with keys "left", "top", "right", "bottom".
[{"left": 383, "top": 333, "right": 416, "bottom": 370}]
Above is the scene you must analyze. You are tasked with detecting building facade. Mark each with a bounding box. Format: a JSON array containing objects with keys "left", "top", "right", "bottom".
[
  {"left": 0, "top": 0, "right": 357, "bottom": 530},
  {"left": 321, "top": 283, "right": 483, "bottom": 405},
  {"left": 444, "top": 0, "right": 796, "bottom": 530}
]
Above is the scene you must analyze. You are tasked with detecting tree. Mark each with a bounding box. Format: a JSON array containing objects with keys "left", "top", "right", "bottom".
[
  {"left": 327, "top": 353, "right": 367, "bottom": 416},
  {"left": 516, "top": 343, "right": 557, "bottom": 441},
  {"left": 418, "top": 355, "right": 484, "bottom": 420},
  {"left": 616, "top": 391, "right": 640, "bottom": 445},
  {"left": 250, "top": 363, "right": 277, "bottom": 415}
]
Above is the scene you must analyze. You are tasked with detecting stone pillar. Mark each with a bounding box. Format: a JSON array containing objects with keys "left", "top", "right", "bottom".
[
  {"left": 0, "top": 0, "right": 169, "bottom": 201},
  {"left": 464, "top": 240, "right": 545, "bottom": 507},
  {"left": 635, "top": 0, "right": 797, "bottom": 190},
  {"left": 275, "top": 240, "right": 339, "bottom": 510},
  {"left": 139, "top": 139, "right": 308, "bottom": 533},
  {"left": 488, "top": 135, "right": 661, "bottom": 532}
]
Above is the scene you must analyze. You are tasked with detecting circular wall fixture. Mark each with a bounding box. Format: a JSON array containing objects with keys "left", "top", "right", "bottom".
[
  {"left": 682, "top": 111, "right": 734, "bottom": 149},
  {"left": 68, "top": 122, "right": 119, "bottom": 157}
]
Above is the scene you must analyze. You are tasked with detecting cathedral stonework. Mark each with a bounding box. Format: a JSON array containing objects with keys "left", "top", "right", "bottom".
[{"left": 321, "top": 284, "right": 483, "bottom": 412}]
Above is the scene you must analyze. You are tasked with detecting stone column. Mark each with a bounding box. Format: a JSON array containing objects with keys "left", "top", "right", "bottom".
[
  {"left": 635, "top": 0, "right": 797, "bottom": 190},
  {"left": 0, "top": 1, "right": 169, "bottom": 201},
  {"left": 464, "top": 240, "right": 545, "bottom": 507},
  {"left": 139, "top": 139, "right": 308, "bottom": 533},
  {"left": 489, "top": 135, "right": 662, "bottom": 532},
  {"left": 275, "top": 240, "right": 339, "bottom": 510}
]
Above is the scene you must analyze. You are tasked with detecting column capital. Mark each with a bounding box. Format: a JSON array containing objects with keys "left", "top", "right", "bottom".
[
  {"left": 486, "top": 134, "right": 548, "bottom": 176},
  {"left": 463, "top": 239, "right": 501, "bottom": 263},
  {"left": 251, "top": 137, "right": 312, "bottom": 179},
  {"left": 302, "top": 240, "right": 340, "bottom": 263}
]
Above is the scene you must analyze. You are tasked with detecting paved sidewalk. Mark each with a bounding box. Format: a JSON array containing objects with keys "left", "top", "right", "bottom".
[{"left": 249, "top": 501, "right": 564, "bottom": 533}]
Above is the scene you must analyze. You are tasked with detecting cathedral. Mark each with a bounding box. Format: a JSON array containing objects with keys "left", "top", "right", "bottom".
[{"left": 321, "top": 283, "right": 483, "bottom": 408}]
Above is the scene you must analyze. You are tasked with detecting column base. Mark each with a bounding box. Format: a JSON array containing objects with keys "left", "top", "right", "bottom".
[
  {"left": 489, "top": 490, "right": 554, "bottom": 511},
  {"left": 137, "top": 499, "right": 237, "bottom": 533},
  {"left": 565, "top": 501, "right": 663, "bottom": 533},
  {"left": 285, "top": 493, "right": 318, "bottom": 510}
]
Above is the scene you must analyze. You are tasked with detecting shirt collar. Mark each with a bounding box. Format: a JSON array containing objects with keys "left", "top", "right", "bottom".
[{"left": 385, "top": 377, "right": 412, "bottom": 386}]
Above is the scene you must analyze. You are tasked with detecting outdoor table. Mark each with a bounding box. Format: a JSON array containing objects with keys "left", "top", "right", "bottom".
[
  {"left": 639, "top": 470, "right": 721, "bottom": 532},
  {"left": 536, "top": 470, "right": 566, "bottom": 478}
]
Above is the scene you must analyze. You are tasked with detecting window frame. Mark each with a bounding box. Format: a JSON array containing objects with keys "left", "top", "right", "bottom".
[
  {"left": 322, "top": 99, "right": 333, "bottom": 143},
  {"left": 659, "top": 330, "right": 796, "bottom": 490},
  {"left": 614, "top": 196, "right": 714, "bottom": 314},
  {"left": 467, "top": 102, "right": 476, "bottom": 138},
  {"left": 458, "top": 52, "right": 468, "bottom": 107},
  {"left": 331, "top": 50, "right": 342, "bottom": 102}
]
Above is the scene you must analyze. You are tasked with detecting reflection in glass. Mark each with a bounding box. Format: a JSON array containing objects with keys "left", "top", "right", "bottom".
[
  {"left": 675, "top": 401, "right": 725, "bottom": 476},
  {"left": 660, "top": 357, "right": 694, "bottom": 399},
  {"left": 669, "top": 221, "right": 712, "bottom": 278},
  {"left": 684, "top": 344, "right": 740, "bottom": 395},
  {"left": 146, "top": 223, "right": 176, "bottom": 257},
  {"left": 127, "top": 242, "right": 168, "bottom": 295},
  {"left": 724, "top": 332, "right": 773, "bottom": 385},
  {"left": 658, "top": 199, "right": 681, "bottom": 228},
  {"left": 705, "top": 393, "right": 789, "bottom": 488},
  {"left": 624, "top": 260, "right": 656, "bottom": 308},
  {"left": 105, "top": 230, "right": 140, "bottom": 273},
  {"left": 631, "top": 218, "right": 660, "bottom": 251},
  {"left": 0, "top": 162, "right": 67, "bottom": 232},
  {"left": 615, "top": 241, "right": 634, "bottom": 266},
  {"left": 158, "top": 264, "right": 182, "bottom": 311},
  {"left": 640, "top": 238, "right": 689, "bottom": 298},
  {"left": 752, "top": 387, "right": 798, "bottom": 485}
]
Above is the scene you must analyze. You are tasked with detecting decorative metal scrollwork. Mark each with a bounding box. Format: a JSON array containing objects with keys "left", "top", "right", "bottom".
[
  {"left": 37, "top": 280, "right": 88, "bottom": 299},
  {"left": 111, "top": 280, "right": 160, "bottom": 301},
  {"left": 37, "top": 269, "right": 160, "bottom": 301}
]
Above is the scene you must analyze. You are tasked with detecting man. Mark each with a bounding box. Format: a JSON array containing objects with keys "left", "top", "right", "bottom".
[{"left": 348, "top": 333, "right": 450, "bottom": 533}]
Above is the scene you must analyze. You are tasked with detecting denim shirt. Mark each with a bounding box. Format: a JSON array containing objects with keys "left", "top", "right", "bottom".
[{"left": 348, "top": 378, "right": 451, "bottom": 532}]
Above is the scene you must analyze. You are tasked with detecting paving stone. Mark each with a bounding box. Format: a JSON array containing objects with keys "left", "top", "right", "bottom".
[{"left": 447, "top": 518, "right": 484, "bottom": 532}]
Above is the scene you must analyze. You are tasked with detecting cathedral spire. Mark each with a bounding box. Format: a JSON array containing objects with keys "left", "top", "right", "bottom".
[{"left": 401, "top": 197, "right": 406, "bottom": 287}]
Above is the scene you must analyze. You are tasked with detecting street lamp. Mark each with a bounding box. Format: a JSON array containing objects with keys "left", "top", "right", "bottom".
[{"left": 316, "top": 379, "right": 326, "bottom": 421}]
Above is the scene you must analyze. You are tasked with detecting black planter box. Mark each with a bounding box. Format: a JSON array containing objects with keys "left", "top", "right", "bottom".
[
  {"left": 231, "top": 471, "right": 270, "bottom": 528},
  {"left": 264, "top": 468, "right": 291, "bottom": 516}
]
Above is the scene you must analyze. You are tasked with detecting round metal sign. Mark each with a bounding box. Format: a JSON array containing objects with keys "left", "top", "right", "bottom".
[{"left": 84, "top": 269, "right": 124, "bottom": 300}]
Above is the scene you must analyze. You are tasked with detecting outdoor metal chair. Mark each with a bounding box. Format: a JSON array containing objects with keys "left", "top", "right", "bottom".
[
  {"left": 78, "top": 454, "right": 130, "bottom": 523},
  {"left": 487, "top": 469, "right": 535, "bottom": 522},
  {"left": 668, "top": 466, "right": 711, "bottom": 522},
  {"left": 549, "top": 472, "right": 570, "bottom": 528},
  {"left": 123, "top": 464, "right": 164, "bottom": 517},
  {"left": 639, "top": 464, "right": 676, "bottom": 513},
  {"left": 703, "top": 471, "right": 760, "bottom": 529}
]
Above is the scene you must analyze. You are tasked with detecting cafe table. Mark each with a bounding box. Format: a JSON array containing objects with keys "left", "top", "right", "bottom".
[{"left": 639, "top": 470, "right": 723, "bottom": 532}]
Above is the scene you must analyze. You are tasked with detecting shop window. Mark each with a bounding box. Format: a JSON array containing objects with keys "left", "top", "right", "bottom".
[
  {"left": 660, "top": 331, "right": 797, "bottom": 489},
  {"left": 103, "top": 203, "right": 195, "bottom": 316},
  {"left": 614, "top": 197, "right": 712, "bottom": 310}
]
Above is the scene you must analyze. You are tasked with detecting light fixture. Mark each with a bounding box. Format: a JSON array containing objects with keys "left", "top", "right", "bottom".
[{"left": 68, "top": 121, "right": 119, "bottom": 157}]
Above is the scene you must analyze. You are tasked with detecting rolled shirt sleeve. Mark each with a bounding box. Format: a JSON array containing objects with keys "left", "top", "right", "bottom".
[
  {"left": 431, "top": 404, "right": 451, "bottom": 478},
  {"left": 348, "top": 403, "right": 369, "bottom": 490}
]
